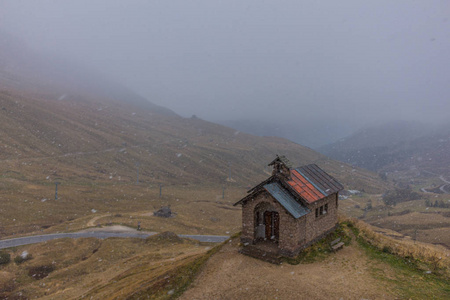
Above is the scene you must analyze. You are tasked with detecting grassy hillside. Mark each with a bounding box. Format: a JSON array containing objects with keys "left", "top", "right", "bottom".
[
  {"left": 0, "top": 233, "right": 213, "bottom": 299},
  {"left": 0, "top": 87, "right": 386, "bottom": 238}
]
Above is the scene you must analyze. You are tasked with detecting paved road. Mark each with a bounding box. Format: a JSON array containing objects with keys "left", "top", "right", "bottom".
[
  {"left": 178, "top": 234, "right": 230, "bottom": 243},
  {"left": 0, "top": 231, "right": 229, "bottom": 249}
]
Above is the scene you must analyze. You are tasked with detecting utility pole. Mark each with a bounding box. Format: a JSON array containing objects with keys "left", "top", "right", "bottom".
[
  {"left": 222, "top": 184, "right": 225, "bottom": 199},
  {"left": 55, "top": 182, "right": 61, "bottom": 200},
  {"left": 159, "top": 184, "right": 162, "bottom": 198},
  {"left": 228, "top": 161, "right": 231, "bottom": 181},
  {"left": 136, "top": 162, "right": 140, "bottom": 184}
]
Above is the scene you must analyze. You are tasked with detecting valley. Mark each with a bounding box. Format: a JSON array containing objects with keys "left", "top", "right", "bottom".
[
  {"left": 0, "top": 26, "right": 448, "bottom": 298},
  {"left": 0, "top": 86, "right": 385, "bottom": 239},
  {"left": 0, "top": 86, "right": 449, "bottom": 298}
]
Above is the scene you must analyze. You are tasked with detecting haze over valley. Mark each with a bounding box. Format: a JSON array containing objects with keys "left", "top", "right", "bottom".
[
  {"left": 0, "top": 1, "right": 449, "bottom": 299},
  {"left": 2, "top": 1, "right": 449, "bottom": 148}
]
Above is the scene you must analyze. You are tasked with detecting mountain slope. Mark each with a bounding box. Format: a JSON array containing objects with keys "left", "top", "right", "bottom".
[
  {"left": 0, "top": 34, "right": 387, "bottom": 239},
  {"left": 0, "top": 30, "right": 174, "bottom": 115},
  {"left": 0, "top": 86, "right": 389, "bottom": 239},
  {"left": 380, "top": 126, "right": 450, "bottom": 178},
  {"left": 0, "top": 87, "right": 384, "bottom": 190},
  {"left": 218, "top": 117, "right": 356, "bottom": 149},
  {"left": 317, "top": 121, "right": 449, "bottom": 174}
]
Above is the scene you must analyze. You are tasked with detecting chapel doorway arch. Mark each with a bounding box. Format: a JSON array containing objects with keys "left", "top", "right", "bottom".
[{"left": 254, "top": 202, "right": 280, "bottom": 243}]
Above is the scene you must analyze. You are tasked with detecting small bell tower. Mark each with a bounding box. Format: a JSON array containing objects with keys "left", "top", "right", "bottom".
[{"left": 268, "top": 155, "right": 292, "bottom": 179}]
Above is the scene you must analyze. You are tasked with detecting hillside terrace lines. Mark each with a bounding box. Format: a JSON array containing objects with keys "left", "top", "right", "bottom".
[
  {"left": 0, "top": 145, "right": 142, "bottom": 163},
  {"left": 0, "top": 134, "right": 203, "bottom": 164}
]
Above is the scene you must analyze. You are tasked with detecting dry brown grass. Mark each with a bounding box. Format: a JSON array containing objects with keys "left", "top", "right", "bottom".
[
  {"left": 338, "top": 192, "right": 450, "bottom": 249},
  {"left": 0, "top": 181, "right": 245, "bottom": 238},
  {"left": 0, "top": 233, "right": 213, "bottom": 299},
  {"left": 0, "top": 87, "right": 388, "bottom": 240},
  {"left": 342, "top": 216, "right": 450, "bottom": 275}
]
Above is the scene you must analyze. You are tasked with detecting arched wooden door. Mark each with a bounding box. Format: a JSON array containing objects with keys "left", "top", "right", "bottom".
[{"left": 264, "top": 211, "right": 280, "bottom": 242}]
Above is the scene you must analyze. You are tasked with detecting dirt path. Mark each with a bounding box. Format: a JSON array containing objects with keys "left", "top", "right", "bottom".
[
  {"left": 180, "top": 239, "right": 395, "bottom": 300},
  {"left": 86, "top": 214, "right": 110, "bottom": 227}
]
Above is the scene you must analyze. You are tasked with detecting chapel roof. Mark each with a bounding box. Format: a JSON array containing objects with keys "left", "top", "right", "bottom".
[
  {"left": 234, "top": 158, "right": 344, "bottom": 218},
  {"left": 287, "top": 164, "right": 344, "bottom": 204}
]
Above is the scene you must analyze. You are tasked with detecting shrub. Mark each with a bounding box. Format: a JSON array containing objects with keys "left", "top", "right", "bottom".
[
  {"left": 382, "top": 245, "right": 392, "bottom": 253},
  {"left": 14, "top": 254, "right": 33, "bottom": 264},
  {"left": 0, "top": 251, "right": 11, "bottom": 265},
  {"left": 365, "top": 200, "right": 373, "bottom": 211},
  {"left": 28, "top": 265, "right": 54, "bottom": 280},
  {"left": 382, "top": 186, "right": 420, "bottom": 206}
]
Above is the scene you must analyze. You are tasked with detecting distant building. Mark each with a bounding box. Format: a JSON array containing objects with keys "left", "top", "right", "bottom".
[
  {"left": 234, "top": 155, "right": 343, "bottom": 260},
  {"left": 154, "top": 206, "right": 173, "bottom": 218}
]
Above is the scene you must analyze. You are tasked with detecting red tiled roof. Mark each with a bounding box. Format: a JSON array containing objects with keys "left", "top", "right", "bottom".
[
  {"left": 287, "top": 169, "right": 325, "bottom": 203},
  {"left": 286, "top": 164, "right": 344, "bottom": 203}
]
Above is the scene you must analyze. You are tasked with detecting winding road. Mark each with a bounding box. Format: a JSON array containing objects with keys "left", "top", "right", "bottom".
[
  {"left": 420, "top": 171, "right": 450, "bottom": 194},
  {"left": 439, "top": 175, "right": 450, "bottom": 193},
  {"left": 0, "top": 228, "right": 229, "bottom": 250}
]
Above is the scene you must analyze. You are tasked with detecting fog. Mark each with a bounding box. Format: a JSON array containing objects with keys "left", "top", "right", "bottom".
[{"left": 1, "top": 1, "right": 449, "bottom": 146}]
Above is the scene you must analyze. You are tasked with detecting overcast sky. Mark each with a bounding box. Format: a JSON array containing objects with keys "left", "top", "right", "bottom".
[{"left": 1, "top": 1, "right": 449, "bottom": 139}]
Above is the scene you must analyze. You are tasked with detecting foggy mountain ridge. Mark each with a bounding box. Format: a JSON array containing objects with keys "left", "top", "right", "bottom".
[
  {"left": 0, "top": 31, "right": 386, "bottom": 193},
  {"left": 218, "top": 118, "right": 358, "bottom": 148},
  {"left": 319, "top": 120, "right": 435, "bottom": 151},
  {"left": 2, "top": 1, "right": 449, "bottom": 138},
  {"left": 0, "top": 30, "right": 176, "bottom": 116},
  {"left": 318, "top": 120, "right": 450, "bottom": 177}
]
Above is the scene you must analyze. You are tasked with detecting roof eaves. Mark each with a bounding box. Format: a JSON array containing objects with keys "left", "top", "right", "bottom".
[
  {"left": 264, "top": 182, "right": 310, "bottom": 219},
  {"left": 234, "top": 188, "right": 265, "bottom": 206},
  {"left": 246, "top": 175, "right": 276, "bottom": 194}
]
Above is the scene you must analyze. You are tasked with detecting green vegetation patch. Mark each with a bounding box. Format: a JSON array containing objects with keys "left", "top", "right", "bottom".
[
  {"left": 14, "top": 253, "right": 33, "bottom": 264},
  {"left": 0, "top": 251, "right": 11, "bottom": 265},
  {"left": 353, "top": 226, "right": 450, "bottom": 299},
  {"left": 382, "top": 186, "right": 420, "bottom": 206},
  {"left": 284, "top": 223, "right": 352, "bottom": 265},
  {"left": 145, "top": 231, "right": 185, "bottom": 245}
]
